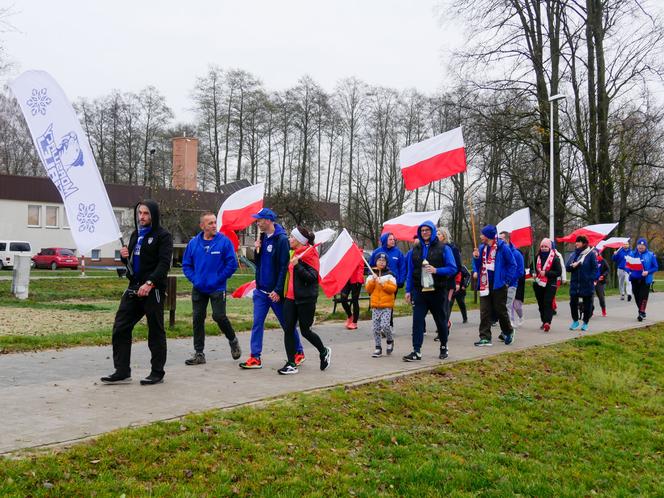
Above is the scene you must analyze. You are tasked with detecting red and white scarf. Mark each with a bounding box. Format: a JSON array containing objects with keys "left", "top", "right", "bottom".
[
  {"left": 479, "top": 242, "right": 497, "bottom": 297},
  {"left": 535, "top": 251, "right": 556, "bottom": 287}
]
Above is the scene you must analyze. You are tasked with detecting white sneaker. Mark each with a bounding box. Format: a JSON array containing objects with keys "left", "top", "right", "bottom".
[
  {"left": 372, "top": 348, "right": 382, "bottom": 358},
  {"left": 517, "top": 317, "right": 524, "bottom": 327}
]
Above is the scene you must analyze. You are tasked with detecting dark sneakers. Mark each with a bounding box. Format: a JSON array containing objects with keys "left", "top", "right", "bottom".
[
  {"left": 439, "top": 347, "right": 449, "bottom": 360},
  {"left": 278, "top": 362, "right": 298, "bottom": 375},
  {"left": 386, "top": 340, "right": 394, "bottom": 355},
  {"left": 504, "top": 332, "right": 514, "bottom": 345},
  {"left": 474, "top": 339, "right": 492, "bottom": 347},
  {"left": 320, "top": 347, "right": 332, "bottom": 371},
  {"left": 100, "top": 372, "right": 131, "bottom": 384},
  {"left": 140, "top": 372, "right": 164, "bottom": 385},
  {"left": 185, "top": 352, "right": 206, "bottom": 365},
  {"left": 402, "top": 351, "right": 422, "bottom": 362},
  {"left": 229, "top": 338, "right": 242, "bottom": 360}
]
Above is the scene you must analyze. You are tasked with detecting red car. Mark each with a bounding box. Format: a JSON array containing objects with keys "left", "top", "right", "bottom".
[{"left": 32, "top": 248, "right": 79, "bottom": 270}]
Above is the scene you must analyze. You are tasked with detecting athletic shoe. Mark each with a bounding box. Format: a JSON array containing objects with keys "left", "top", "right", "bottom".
[
  {"left": 503, "top": 333, "right": 514, "bottom": 345},
  {"left": 239, "top": 356, "right": 262, "bottom": 369},
  {"left": 498, "top": 333, "right": 505, "bottom": 342},
  {"left": 140, "top": 373, "right": 164, "bottom": 385},
  {"left": 372, "top": 347, "right": 382, "bottom": 358},
  {"left": 434, "top": 335, "right": 440, "bottom": 342},
  {"left": 543, "top": 323, "right": 550, "bottom": 332},
  {"left": 620, "top": 295, "right": 625, "bottom": 301},
  {"left": 569, "top": 321, "right": 581, "bottom": 330},
  {"left": 278, "top": 362, "right": 298, "bottom": 375},
  {"left": 386, "top": 341, "right": 394, "bottom": 355},
  {"left": 637, "top": 314, "right": 643, "bottom": 322},
  {"left": 320, "top": 347, "right": 332, "bottom": 371},
  {"left": 229, "top": 338, "right": 242, "bottom": 360},
  {"left": 100, "top": 372, "right": 131, "bottom": 384},
  {"left": 581, "top": 323, "right": 589, "bottom": 332},
  {"left": 294, "top": 352, "right": 306, "bottom": 365},
  {"left": 462, "top": 318, "right": 468, "bottom": 324},
  {"left": 185, "top": 352, "right": 206, "bottom": 365},
  {"left": 348, "top": 322, "right": 358, "bottom": 330},
  {"left": 627, "top": 295, "right": 632, "bottom": 302},
  {"left": 517, "top": 317, "right": 524, "bottom": 327},
  {"left": 474, "top": 339, "right": 492, "bottom": 347},
  {"left": 344, "top": 317, "right": 353, "bottom": 329},
  {"left": 491, "top": 321, "right": 498, "bottom": 327},
  {"left": 439, "top": 347, "right": 449, "bottom": 360},
  {"left": 601, "top": 309, "right": 606, "bottom": 317},
  {"left": 402, "top": 351, "right": 422, "bottom": 362}
]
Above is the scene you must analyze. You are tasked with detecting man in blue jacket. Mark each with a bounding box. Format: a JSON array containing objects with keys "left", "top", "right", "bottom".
[
  {"left": 182, "top": 212, "right": 241, "bottom": 365},
  {"left": 403, "top": 221, "right": 457, "bottom": 362},
  {"left": 472, "top": 225, "right": 517, "bottom": 346},
  {"left": 629, "top": 237, "right": 659, "bottom": 321},
  {"left": 239, "top": 208, "right": 305, "bottom": 369}
]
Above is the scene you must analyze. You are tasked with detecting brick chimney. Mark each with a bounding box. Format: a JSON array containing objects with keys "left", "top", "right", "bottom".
[{"left": 171, "top": 136, "right": 198, "bottom": 190}]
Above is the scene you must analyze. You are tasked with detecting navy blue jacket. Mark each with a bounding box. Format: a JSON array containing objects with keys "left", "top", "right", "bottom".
[
  {"left": 255, "top": 223, "right": 290, "bottom": 297},
  {"left": 472, "top": 239, "right": 517, "bottom": 291},
  {"left": 369, "top": 233, "right": 407, "bottom": 286},
  {"left": 612, "top": 247, "right": 629, "bottom": 271},
  {"left": 509, "top": 243, "right": 525, "bottom": 288},
  {"left": 183, "top": 232, "right": 238, "bottom": 294},
  {"left": 566, "top": 248, "right": 597, "bottom": 297}
]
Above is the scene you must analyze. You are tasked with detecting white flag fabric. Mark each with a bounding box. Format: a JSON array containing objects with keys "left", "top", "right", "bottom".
[
  {"left": 314, "top": 228, "right": 336, "bottom": 245},
  {"left": 497, "top": 208, "right": 532, "bottom": 248},
  {"left": 10, "top": 70, "right": 120, "bottom": 255},
  {"left": 382, "top": 209, "right": 444, "bottom": 241}
]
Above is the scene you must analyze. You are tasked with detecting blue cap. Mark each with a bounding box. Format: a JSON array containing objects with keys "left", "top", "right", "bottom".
[
  {"left": 252, "top": 208, "right": 278, "bottom": 221},
  {"left": 481, "top": 224, "right": 497, "bottom": 240}
]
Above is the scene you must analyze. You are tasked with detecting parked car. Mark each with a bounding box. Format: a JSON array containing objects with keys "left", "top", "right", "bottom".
[
  {"left": 0, "top": 240, "right": 32, "bottom": 270},
  {"left": 32, "top": 247, "right": 79, "bottom": 270}
]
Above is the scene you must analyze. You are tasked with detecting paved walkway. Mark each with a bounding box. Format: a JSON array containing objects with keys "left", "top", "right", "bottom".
[{"left": 1, "top": 293, "right": 662, "bottom": 454}]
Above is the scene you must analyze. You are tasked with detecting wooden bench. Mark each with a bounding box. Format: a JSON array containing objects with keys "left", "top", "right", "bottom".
[{"left": 332, "top": 292, "right": 371, "bottom": 314}]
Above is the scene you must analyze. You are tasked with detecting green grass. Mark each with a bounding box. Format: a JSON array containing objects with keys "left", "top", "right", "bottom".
[{"left": 1, "top": 324, "right": 662, "bottom": 496}]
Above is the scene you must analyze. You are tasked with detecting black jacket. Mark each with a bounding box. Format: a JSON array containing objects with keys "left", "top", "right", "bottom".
[
  {"left": 411, "top": 240, "right": 448, "bottom": 291},
  {"left": 121, "top": 200, "right": 173, "bottom": 290},
  {"left": 291, "top": 260, "right": 319, "bottom": 304},
  {"left": 533, "top": 253, "right": 562, "bottom": 288}
]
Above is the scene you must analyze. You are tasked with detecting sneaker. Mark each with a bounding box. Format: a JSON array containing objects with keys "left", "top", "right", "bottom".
[
  {"left": 543, "top": 323, "right": 550, "bottom": 332},
  {"left": 344, "top": 317, "right": 352, "bottom": 329},
  {"left": 294, "top": 352, "right": 306, "bottom": 365},
  {"left": 474, "top": 339, "right": 492, "bottom": 347},
  {"left": 386, "top": 341, "right": 394, "bottom": 355},
  {"left": 503, "top": 333, "right": 514, "bottom": 345},
  {"left": 601, "top": 309, "right": 606, "bottom": 317},
  {"left": 229, "top": 338, "right": 242, "bottom": 360},
  {"left": 372, "top": 347, "right": 382, "bottom": 358},
  {"left": 491, "top": 321, "right": 498, "bottom": 327},
  {"left": 402, "top": 351, "right": 422, "bottom": 362},
  {"left": 517, "top": 317, "right": 523, "bottom": 327},
  {"left": 434, "top": 335, "right": 440, "bottom": 342},
  {"left": 239, "top": 356, "right": 262, "bottom": 369},
  {"left": 637, "top": 314, "right": 643, "bottom": 322},
  {"left": 140, "top": 372, "right": 164, "bottom": 385},
  {"left": 569, "top": 321, "right": 581, "bottom": 331},
  {"left": 439, "top": 347, "right": 449, "bottom": 360},
  {"left": 348, "top": 322, "right": 358, "bottom": 330},
  {"left": 581, "top": 322, "right": 589, "bottom": 332},
  {"left": 100, "top": 372, "right": 131, "bottom": 384},
  {"left": 278, "top": 362, "right": 298, "bottom": 375},
  {"left": 620, "top": 295, "right": 625, "bottom": 301},
  {"left": 627, "top": 295, "right": 632, "bottom": 302},
  {"left": 498, "top": 333, "right": 505, "bottom": 342},
  {"left": 320, "top": 347, "right": 332, "bottom": 371},
  {"left": 185, "top": 352, "right": 206, "bottom": 365},
  {"left": 462, "top": 318, "right": 468, "bottom": 324}
]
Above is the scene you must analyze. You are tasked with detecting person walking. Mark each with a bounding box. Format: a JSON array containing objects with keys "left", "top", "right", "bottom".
[
  {"left": 365, "top": 253, "right": 398, "bottom": 357},
  {"left": 370, "top": 232, "right": 406, "bottom": 329},
  {"left": 403, "top": 221, "right": 457, "bottom": 362},
  {"left": 595, "top": 250, "right": 610, "bottom": 317},
  {"left": 101, "top": 200, "right": 173, "bottom": 385},
  {"left": 533, "top": 238, "right": 562, "bottom": 331},
  {"left": 472, "top": 224, "right": 517, "bottom": 347},
  {"left": 566, "top": 235, "right": 598, "bottom": 332},
  {"left": 182, "top": 211, "right": 242, "bottom": 365},
  {"left": 498, "top": 231, "right": 525, "bottom": 332},
  {"left": 340, "top": 259, "right": 365, "bottom": 330},
  {"left": 278, "top": 226, "right": 331, "bottom": 375},
  {"left": 436, "top": 227, "right": 463, "bottom": 336},
  {"left": 239, "top": 208, "right": 305, "bottom": 369},
  {"left": 628, "top": 237, "right": 659, "bottom": 322},
  {"left": 452, "top": 263, "right": 470, "bottom": 324},
  {"left": 612, "top": 242, "right": 633, "bottom": 301}
]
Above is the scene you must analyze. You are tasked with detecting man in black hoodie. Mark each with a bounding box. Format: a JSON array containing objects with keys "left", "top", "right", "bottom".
[{"left": 101, "top": 200, "right": 173, "bottom": 385}]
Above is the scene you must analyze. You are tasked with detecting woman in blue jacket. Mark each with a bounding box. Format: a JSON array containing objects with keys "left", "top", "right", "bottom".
[
  {"left": 566, "top": 235, "right": 597, "bottom": 332},
  {"left": 629, "top": 238, "right": 659, "bottom": 321}
]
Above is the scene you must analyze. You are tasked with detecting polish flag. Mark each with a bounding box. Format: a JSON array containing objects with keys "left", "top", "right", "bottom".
[
  {"left": 624, "top": 255, "right": 644, "bottom": 272},
  {"left": 382, "top": 209, "right": 443, "bottom": 241},
  {"left": 497, "top": 208, "right": 532, "bottom": 248},
  {"left": 596, "top": 237, "right": 630, "bottom": 252},
  {"left": 314, "top": 228, "right": 337, "bottom": 245},
  {"left": 217, "top": 183, "right": 264, "bottom": 231},
  {"left": 556, "top": 223, "right": 618, "bottom": 247},
  {"left": 231, "top": 280, "right": 256, "bottom": 299},
  {"left": 400, "top": 127, "right": 467, "bottom": 190},
  {"left": 319, "top": 229, "right": 365, "bottom": 297}
]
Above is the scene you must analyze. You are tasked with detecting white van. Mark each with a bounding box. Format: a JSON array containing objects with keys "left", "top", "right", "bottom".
[{"left": 0, "top": 241, "right": 33, "bottom": 270}]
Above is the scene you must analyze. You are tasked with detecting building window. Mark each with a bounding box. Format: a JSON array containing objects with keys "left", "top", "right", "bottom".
[
  {"left": 28, "top": 205, "right": 41, "bottom": 227},
  {"left": 91, "top": 249, "right": 101, "bottom": 261},
  {"left": 114, "top": 250, "right": 122, "bottom": 261},
  {"left": 45, "top": 206, "right": 59, "bottom": 228},
  {"left": 62, "top": 207, "right": 70, "bottom": 229}
]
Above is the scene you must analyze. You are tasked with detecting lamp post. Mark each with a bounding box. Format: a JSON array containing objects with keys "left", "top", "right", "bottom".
[{"left": 548, "top": 94, "right": 566, "bottom": 240}]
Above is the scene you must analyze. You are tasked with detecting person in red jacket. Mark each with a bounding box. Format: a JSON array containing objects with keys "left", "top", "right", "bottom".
[{"left": 340, "top": 259, "right": 365, "bottom": 330}]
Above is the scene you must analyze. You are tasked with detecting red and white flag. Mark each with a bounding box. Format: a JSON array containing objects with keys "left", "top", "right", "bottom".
[
  {"left": 231, "top": 280, "right": 256, "bottom": 299},
  {"left": 596, "top": 237, "right": 630, "bottom": 252},
  {"left": 217, "top": 183, "right": 264, "bottom": 231},
  {"left": 319, "top": 229, "right": 364, "bottom": 297},
  {"left": 382, "top": 209, "right": 443, "bottom": 241},
  {"left": 556, "top": 223, "right": 618, "bottom": 247},
  {"left": 624, "top": 255, "right": 644, "bottom": 272},
  {"left": 497, "top": 208, "right": 532, "bottom": 248},
  {"left": 400, "top": 127, "right": 467, "bottom": 190}
]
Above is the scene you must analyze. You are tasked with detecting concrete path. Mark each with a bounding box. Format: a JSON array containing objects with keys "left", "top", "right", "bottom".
[{"left": 1, "top": 293, "right": 662, "bottom": 454}]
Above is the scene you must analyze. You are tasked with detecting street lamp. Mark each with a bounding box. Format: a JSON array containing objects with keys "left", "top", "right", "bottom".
[{"left": 549, "top": 93, "right": 566, "bottom": 240}]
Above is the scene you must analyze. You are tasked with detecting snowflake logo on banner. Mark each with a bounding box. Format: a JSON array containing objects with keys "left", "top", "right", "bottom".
[
  {"left": 77, "top": 203, "right": 100, "bottom": 233},
  {"left": 26, "top": 88, "right": 52, "bottom": 116}
]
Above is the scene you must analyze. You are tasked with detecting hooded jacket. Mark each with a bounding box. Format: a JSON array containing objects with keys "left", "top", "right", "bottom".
[
  {"left": 508, "top": 242, "right": 525, "bottom": 288},
  {"left": 366, "top": 268, "right": 397, "bottom": 308},
  {"left": 287, "top": 244, "right": 320, "bottom": 304},
  {"left": 612, "top": 246, "right": 630, "bottom": 271},
  {"left": 182, "top": 231, "right": 238, "bottom": 294},
  {"left": 629, "top": 238, "right": 658, "bottom": 284},
  {"left": 255, "top": 223, "right": 290, "bottom": 297},
  {"left": 369, "top": 233, "right": 407, "bottom": 286},
  {"left": 566, "top": 246, "right": 597, "bottom": 297},
  {"left": 472, "top": 238, "right": 516, "bottom": 291},
  {"left": 121, "top": 200, "right": 173, "bottom": 290},
  {"left": 406, "top": 221, "right": 457, "bottom": 293}
]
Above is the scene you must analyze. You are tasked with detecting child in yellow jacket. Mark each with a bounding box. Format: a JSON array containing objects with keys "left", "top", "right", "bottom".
[{"left": 366, "top": 253, "right": 397, "bottom": 357}]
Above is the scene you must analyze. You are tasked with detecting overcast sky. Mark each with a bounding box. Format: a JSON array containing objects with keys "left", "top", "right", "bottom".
[{"left": 3, "top": 0, "right": 461, "bottom": 121}]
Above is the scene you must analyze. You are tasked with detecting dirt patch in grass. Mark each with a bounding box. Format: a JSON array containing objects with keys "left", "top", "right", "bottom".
[{"left": 0, "top": 307, "right": 114, "bottom": 336}]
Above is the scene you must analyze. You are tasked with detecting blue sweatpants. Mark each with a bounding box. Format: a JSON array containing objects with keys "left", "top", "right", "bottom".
[{"left": 250, "top": 290, "right": 303, "bottom": 357}]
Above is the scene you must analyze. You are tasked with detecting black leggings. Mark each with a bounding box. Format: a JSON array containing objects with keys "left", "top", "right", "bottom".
[
  {"left": 340, "top": 282, "right": 361, "bottom": 322},
  {"left": 570, "top": 295, "right": 593, "bottom": 323},
  {"left": 284, "top": 298, "right": 326, "bottom": 363},
  {"left": 534, "top": 283, "right": 556, "bottom": 324},
  {"left": 595, "top": 282, "right": 606, "bottom": 310},
  {"left": 452, "top": 288, "right": 468, "bottom": 321},
  {"left": 631, "top": 279, "right": 650, "bottom": 314}
]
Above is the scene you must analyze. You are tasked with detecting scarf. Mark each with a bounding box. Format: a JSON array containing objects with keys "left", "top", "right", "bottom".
[
  {"left": 286, "top": 244, "right": 320, "bottom": 299},
  {"left": 478, "top": 241, "right": 497, "bottom": 297},
  {"left": 535, "top": 250, "right": 556, "bottom": 287}
]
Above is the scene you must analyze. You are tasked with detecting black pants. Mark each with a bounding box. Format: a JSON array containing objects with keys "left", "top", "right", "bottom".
[
  {"left": 570, "top": 295, "right": 593, "bottom": 323},
  {"left": 284, "top": 298, "right": 325, "bottom": 363},
  {"left": 191, "top": 288, "right": 237, "bottom": 353},
  {"left": 340, "top": 282, "right": 362, "bottom": 322},
  {"left": 112, "top": 288, "right": 167, "bottom": 376},
  {"left": 631, "top": 279, "right": 650, "bottom": 314},
  {"left": 412, "top": 288, "right": 449, "bottom": 351},
  {"left": 479, "top": 286, "right": 512, "bottom": 341},
  {"left": 533, "top": 283, "right": 556, "bottom": 325},
  {"left": 595, "top": 282, "right": 606, "bottom": 310},
  {"left": 452, "top": 288, "right": 467, "bottom": 321}
]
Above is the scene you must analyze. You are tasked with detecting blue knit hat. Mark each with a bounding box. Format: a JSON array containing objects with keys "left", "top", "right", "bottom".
[
  {"left": 481, "top": 224, "right": 497, "bottom": 240},
  {"left": 636, "top": 237, "right": 648, "bottom": 248}
]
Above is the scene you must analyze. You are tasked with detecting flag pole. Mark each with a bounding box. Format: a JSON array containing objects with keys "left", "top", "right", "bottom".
[
  {"left": 120, "top": 237, "right": 133, "bottom": 276},
  {"left": 468, "top": 195, "right": 478, "bottom": 248}
]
